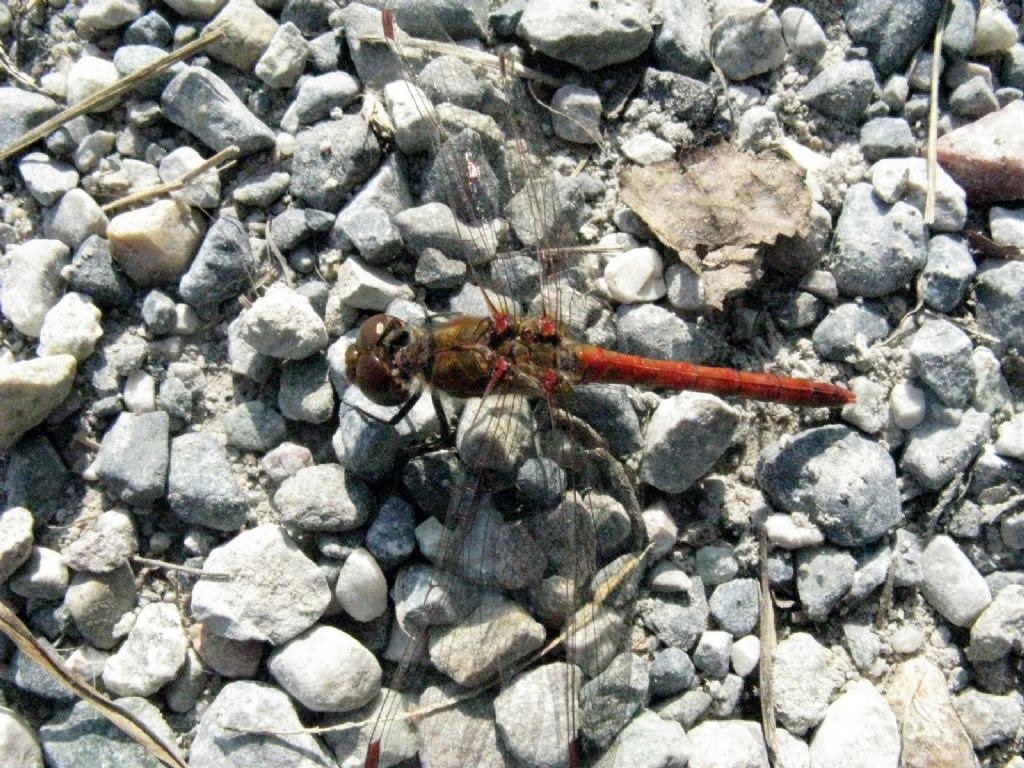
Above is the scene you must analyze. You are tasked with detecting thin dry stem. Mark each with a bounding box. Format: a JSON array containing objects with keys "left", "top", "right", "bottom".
[
  {"left": 102, "top": 145, "right": 239, "bottom": 213},
  {"left": 0, "top": 28, "right": 225, "bottom": 161},
  {"left": 924, "top": 0, "right": 953, "bottom": 225}
]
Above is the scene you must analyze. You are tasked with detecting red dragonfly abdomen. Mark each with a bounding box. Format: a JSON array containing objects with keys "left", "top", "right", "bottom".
[{"left": 572, "top": 344, "right": 855, "bottom": 407}]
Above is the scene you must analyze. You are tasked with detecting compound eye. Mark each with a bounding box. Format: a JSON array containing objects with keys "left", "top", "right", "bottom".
[
  {"left": 357, "top": 314, "right": 402, "bottom": 347},
  {"left": 355, "top": 352, "right": 408, "bottom": 405}
]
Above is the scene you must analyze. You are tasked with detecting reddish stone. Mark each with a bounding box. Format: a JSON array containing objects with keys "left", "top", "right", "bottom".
[{"left": 936, "top": 101, "right": 1024, "bottom": 203}]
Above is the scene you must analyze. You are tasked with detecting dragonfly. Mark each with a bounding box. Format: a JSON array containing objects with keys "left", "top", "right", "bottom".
[{"left": 339, "top": 8, "right": 854, "bottom": 768}]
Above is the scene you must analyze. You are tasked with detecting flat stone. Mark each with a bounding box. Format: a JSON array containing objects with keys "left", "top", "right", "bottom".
[
  {"left": 235, "top": 283, "right": 328, "bottom": 360},
  {"left": 494, "top": 661, "right": 582, "bottom": 768},
  {"left": 273, "top": 463, "right": 374, "bottom": 531},
  {"left": 191, "top": 525, "right": 331, "bottom": 644},
  {"left": 103, "top": 602, "right": 188, "bottom": 696},
  {"left": 203, "top": 0, "right": 277, "bottom": 70},
  {"left": 687, "top": 720, "right": 768, "bottom": 768},
  {"left": 517, "top": 0, "right": 653, "bottom": 71},
  {"left": 161, "top": 66, "right": 275, "bottom": 155},
  {"left": 0, "top": 507, "right": 35, "bottom": 584},
  {"left": 61, "top": 509, "right": 137, "bottom": 573},
  {"left": 64, "top": 565, "right": 138, "bottom": 649},
  {"left": 290, "top": 116, "right": 381, "bottom": 211},
  {"left": 773, "top": 632, "right": 846, "bottom": 735},
  {"left": 808, "top": 681, "right": 899, "bottom": 768},
  {"left": 167, "top": 432, "right": 247, "bottom": 530},
  {"left": 0, "top": 354, "right": 77, "bottom": 450}
]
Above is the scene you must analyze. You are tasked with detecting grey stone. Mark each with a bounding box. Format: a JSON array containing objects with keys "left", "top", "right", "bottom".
[
  {"left": 919, "top": 234, "right": 975, "bottom": 312},
  {"left": 269, "top": 207, "right": 334, "bottom": 253},
  {"left": 62, "top": 509, "right": 137, "bottom": 573},
  {"left": 642, "top": 393, "right": 740, "bottom": 494},
  {"left": 235, "top": 283, "right": 328, "bottom": 360},
  {"left": 901, "top": 409, "right": 991, "bottom": 490},
  {"left": 975, "top": 260, "right": 1024, "bottom": 354},
  {"left": 221, "top": 401, "right": 287, "bottom": 452},
  {"left": 653, "top": 0, "right": 710, "bottom": 76},
  {"left": 953, "top": 689, "right": 1022, "bottom": 750},
  {"left": 113, "top": 45, "right": 185, "bottom": 99},
  {"left": 801, "top": 60, "right": 877, "bottom": 123},
  {"left": 516, "top": 0, "right": 653, "bottom": 71},
  {"left": 637, "top": 576, "right": 709, "bottom": 650},
  {"left": 908, "top": 319, "right": 976, "bottom": 407},
  {"left": 780, "top": 6, "right": 827, "bottom": 62},
  {"left": 103, "top": 602, "right": 188, "bottom": 696},
  {"left": 709, "top": 578, "right": 759, "bottom": 636},
  {"left": 5, "top": 434, "right": 69, "bottom": 516},
  {"left": 0, "top": 87, "right": 59, "bottom": 150},
  {"left": 333, "top": 406, "right": 401, "bottom": 482},
  {"left": 167, "top": 432, "right": 248, "bottom": 531},
  {"left": 692, "top": 630, "right": 732, "bottom": 679},
  {"left": 808, "top": 682, "right": 899, "bottom": 768},
  {"left": 40, "top": 698, "right": 180, "bottom": 768},
  {"left": 141, "top": 289, "right": 176, "bottom": 336},
  {"left": 0, "top": 238, "right": 70, "bottom": 337},
  {"left": 579, "top": 652, "right": 650, "bottom": 749},
  {"left": 859, "top": 117, "right": 916, "bottom": 160},
  {"left": 649, "top": 647, "right": 695, "bottom": 698},
  {"left": 178, "top": 216, "right": 255, "bottom": 311},
  {"left": 279, "top": 353, "right": 333, "bottom": 423},
  {"left": 811, "top": 302, "right": 889, "bottom": 361},
  {"left": 687, "top": 720, "right": 769, "bottom": 768},
  {"left": 950, "top": 76, "right": 1000, "bottom": 118},
  {"left": 65, "top": 236, "right": 134, "bottom": 308},
  {"left": 18, "top": 152, "right": 79, "bottom": 206},
  {"left": 189, "top": 681, "right": 334, "bottom": 768},
  {"left": 42, "top": 189, "right": 108, "bottom": 250},
  {"left": 773, "top": 632, "right": 846, "bottom": 735},
  {"left": 494, "top": 661, "right": 581, "bottom": 767},
  {"left": 711, "top": 2, "right": 786, "bottom": 81},
  {"left": 95, "top": 411, "right": 169, "bottom": 504},
  {"left": 365, "top": 496, "right": 416, "bottom": 571},
  {"left": 290, "top": 116, "right": 381, "bottom": 211},
  {"left": 64, "top": 565, "right": 137, "bottom": 649},
  {"left": 796, "top": 547, "right": 856, "bottom": 621},
  {"left": 161, "top": 67, "right": 275, "bottom": 154},
  {"left": 429, "top": 593, "right": 545, "bottom": 687},
  {"left": 827, "top": 183, "right": 927, "bottom": 297},
  {"left": 968, "top": 585, "right": 1024, "bottom": 662},
  {"left": 0, "top": 507, "right": 34, "bottom": 584},
  {"left": 268, "top": 625, "right": 381, "bottom": 712},
  {"left": 846, "top": 0, "right": 944, "bottom": 78},
  {"left": 332, "top": 156, "right": 412, "bottom": 264},
  {"left": 758, "top": 426, "right": 901, "bottom": 546},
  {"left": 232, "top": 171, "right": 290, "bottom": 208}
]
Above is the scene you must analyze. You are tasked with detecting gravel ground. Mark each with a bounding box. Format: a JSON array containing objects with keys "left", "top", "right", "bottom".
[{"left": 2, "top": 1, "right": 1024, "bottom": 767}]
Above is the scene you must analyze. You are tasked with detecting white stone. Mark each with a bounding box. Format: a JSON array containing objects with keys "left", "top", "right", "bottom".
[
  {"left": 0, "top": 507, "right": 35, "bottom": 583},
  {"left": 0, "top": 239, "right": 70, "bottom": 337},
  {"left": 622, "top": 131, "right": 675, "bottom": 165},
  {"left": 235, "top": 283, "right": 328, "bottom": 359},
  {"left": 994, "top": 413, "right": 1024, "bottom": 459},
  {"left": 889, "top": 625, "right": 925, "bottom": 654},
  {"left": 642, "top": 500, "right": 678, "bottom": 560},
  {"left": 78, "top": 0, "right": 143, "bottom": 31},
  {"left": 808, "top": 681, "right": 899, "bottom": 768},
  {"left": 971, "top": 6, "right": 1019, "bottom": 56},
  {"left": 764, "top": 513, "right": 824, "bottom": 549},
  {"left": 267, "top": 625, "right": 382, "bottom": 712},
  {"left": 989, "top": 206, "right": 1024, "bottom": 250},
  {"left": 0, "top": 706, "right": 42, "bottom": 768},
  {"left": 335, "top": 256, "right": 415, "bottom": 311},
  {"left": 103, "top": 602, "right": 189, "bottom": 696},
  {"left": 174, "top": 303, "right": 201, "bottom": 335},
  {"left": 0, "top": 354, "right": 77, "bottom": 450},
  {"left": 384, "top": 80, "right": 436, "bottom": 155},
  {"left": 889, "top": 380, "right": 927, "bottom": 430},
  {"left": 162, "top": 0, "right": 225, "bottom": 19},
  {"left": 37, "top": 292, "right": 103, "bottom": 361},
  {"left": 920, "top": 535, "right": 992, "bottom": 627},
  {"left": 688, "top": 720, "right": 769, "bottom": 768},
  {"left": 335, "top": 548, "right": 387, "bottom": 623},
  {"left": 648, "top": 560, "right": 693, "bottom": 593},
  {"left": 124, "top": 370, "right": 157, "bottom": 412},
  {"left": 604, "top": 247, "right": 666, "bottom": 303},
  {"left": 255, "top": 21, "right": 309, "bottom": 89},
  {"left": 731, "top": 635, "right": 760, "bottom": 677},
  {"left": 159, "top": 146, "right": 220, "bottom": 208},
  {"left": 65, "top": 55, "right": 120, "bottom": 111}
]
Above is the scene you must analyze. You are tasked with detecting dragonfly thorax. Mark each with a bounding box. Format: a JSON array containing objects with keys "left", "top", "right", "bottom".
[{"left": 345, "top": 314, "right": 424, "bottom": 406}]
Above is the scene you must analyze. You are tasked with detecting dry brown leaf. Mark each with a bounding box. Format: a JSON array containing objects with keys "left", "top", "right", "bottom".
[
  {"left": 701, "top": 244, "right": 761, "bottom": 312},
  {"left": 885, "top": 657, "right": 979, "bottom": 768},
  {"left": 619, "top": 144, "right": 812, "bottom": 308}
]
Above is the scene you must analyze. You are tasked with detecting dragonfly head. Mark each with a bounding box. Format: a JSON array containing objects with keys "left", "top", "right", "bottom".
[{"left": 345, "top": 314, "right": 420, "bottom": 406}]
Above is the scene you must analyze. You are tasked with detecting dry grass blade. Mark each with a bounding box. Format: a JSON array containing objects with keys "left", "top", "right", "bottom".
[
  {"left": 0, "top": 601, "right": 187, "bottom": 768},
  {"left": 924, "top": 0, "right": 953, "bottom": 226},
  {"left": 0, "top": 28, "right": 225, "bottom": 162},
  {"left": 757, "top": 524, "right": 779, "bottom": 763},
  {"left": 102, "top": 145, "right": 240, "bottom": 213},
  {"left": 0, "top": 41, "right": 38, "bottom": 91}
]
